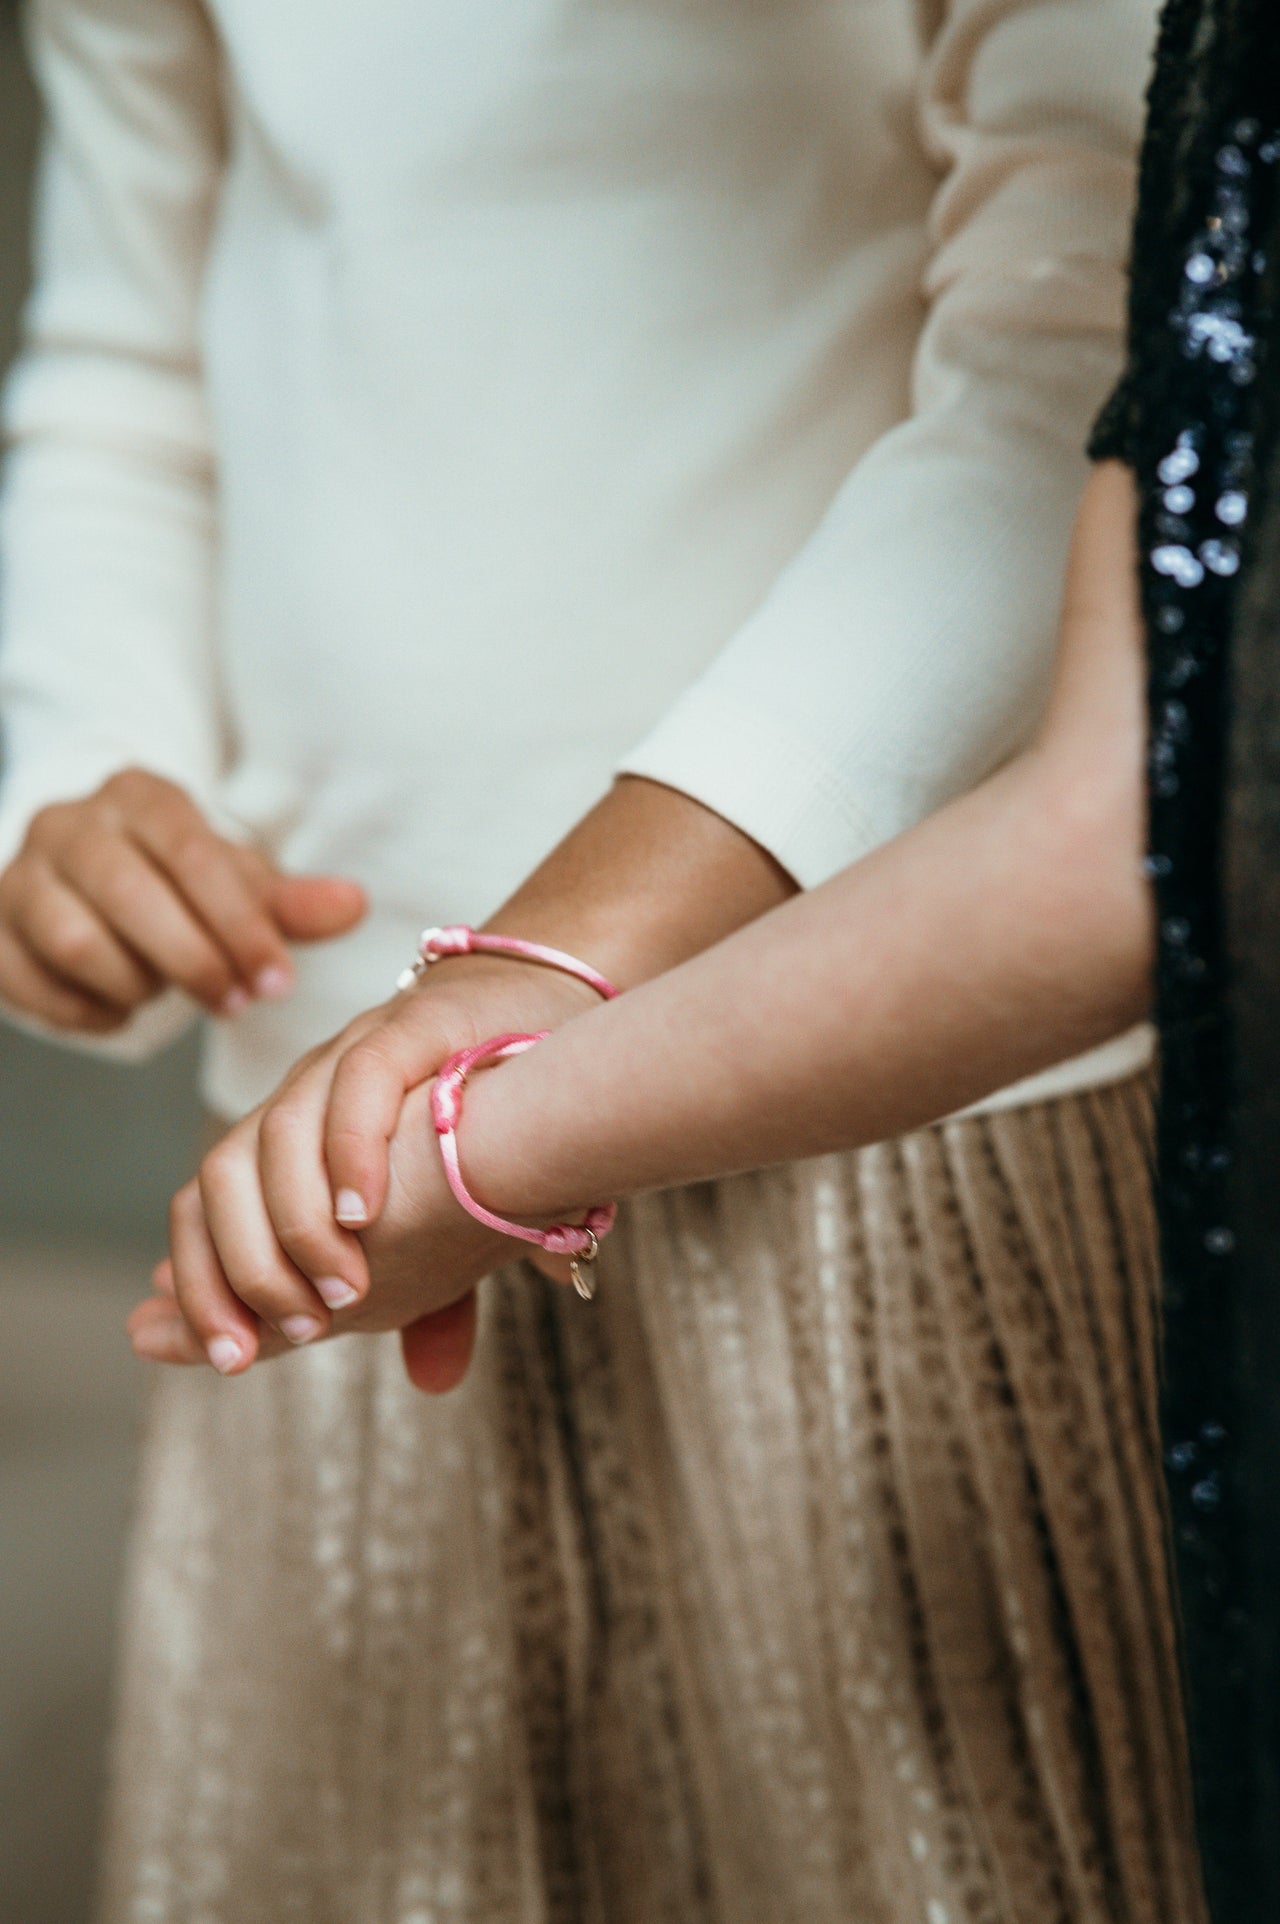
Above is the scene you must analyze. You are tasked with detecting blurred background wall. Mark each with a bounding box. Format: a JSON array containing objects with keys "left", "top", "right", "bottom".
[{"left": 0, "top": 10, "right": 201, "bottom": 1918}]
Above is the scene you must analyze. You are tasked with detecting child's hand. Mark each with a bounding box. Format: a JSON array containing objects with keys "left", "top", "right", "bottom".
[
  {"left": 127, "top": 952, "right": 599, "bottom": 1388},
  {"left": 0, "top": 767, "right": 366, "bottom": 1029},
  {"left": 129, "top": 1077, "right": 508, "bottom": 1390}
]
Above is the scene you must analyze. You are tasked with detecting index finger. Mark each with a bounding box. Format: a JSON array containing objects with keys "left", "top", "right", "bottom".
[
  {"left": 324, "top": 1005, "right": 448, "bottom": 1227},
  {"left": 130, "top": 796, "right": 294, "bottom": 999}
]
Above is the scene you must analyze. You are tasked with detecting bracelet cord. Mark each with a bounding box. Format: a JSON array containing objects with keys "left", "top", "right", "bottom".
[
  {"left": 398, "top": 925, "right": 618, "bottom": 1001},
  {"left": 431, "top": 1032, "right": 617, "bottom": 1301}
]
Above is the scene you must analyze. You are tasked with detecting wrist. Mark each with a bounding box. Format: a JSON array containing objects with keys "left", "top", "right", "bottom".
[
  {"left": 416, "top": 948, "right": 602, "bottom": 1036},
  {"left": 453, "top": 1036, "right": 591, "bottom": 1225},
  {"left": 478, "top": 777, "right": 796, "bottom": 993}
]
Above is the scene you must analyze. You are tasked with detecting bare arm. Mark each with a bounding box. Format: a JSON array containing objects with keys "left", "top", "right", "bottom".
[
  {"left": 135, "top": 464, "right": 1148, "bottom": 1392},
  {"left": 454, "top": 462, "right": 1153, "bottom": 1213}
]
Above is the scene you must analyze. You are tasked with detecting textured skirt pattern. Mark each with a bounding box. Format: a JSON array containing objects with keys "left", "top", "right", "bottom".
[{"left": 97, "top": 1075, "right": 1206, "bottom": 1924}]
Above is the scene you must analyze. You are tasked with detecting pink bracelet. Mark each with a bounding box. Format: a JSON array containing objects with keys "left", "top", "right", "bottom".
[
  {"left": 397, "top": 924, "right": 618, "bottom": 1001},
  {"left": 431, "top": 1032, "right": 617, "bottom": 1300}
]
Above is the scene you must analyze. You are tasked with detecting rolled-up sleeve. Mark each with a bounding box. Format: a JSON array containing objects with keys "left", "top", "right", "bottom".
[{"left": 622, "top": 0, "right": 1158, "bottom": 885}]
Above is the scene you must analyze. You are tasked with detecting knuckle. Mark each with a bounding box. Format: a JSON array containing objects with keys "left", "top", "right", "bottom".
[
  {"left": 340, "top": 1037, "right": 402, "bottom": 1087},
  {"left": 104, "top": 766, "right": 155, "bottom": 806},
  {"left": 64, "top": 821, "right": 114, "bottom": 879},
  {"left": 325, "top": 1121, "right": 378, "bottom": 1169},
  {"left": 197, "top": 1141, "right": 240, "bottom": 1204},
  {"left": 43, "top": 915, "right": 98, "bottom": 976},
  {"left": 272, "top": 1220, "right": 333, "bottom": 1272},
  {"left": 169, "top": 830, "right": 218, "bottom": 881},
  {"left": 234, "top": 1266, "right": 305, "bottom": 1318},
  {"left": 258, "top": 1097, "right": 309, "bottom": 1159},
  {"left": 26, "top": 802, "right": 71, "bottom": 851}
]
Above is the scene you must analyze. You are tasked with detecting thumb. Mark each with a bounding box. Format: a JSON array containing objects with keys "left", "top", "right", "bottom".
[
  {"left": 400, "top": 1292, "right": 479, "bottom": 1394},
  {"left": 268, "top": 873, "right": 368, "bottom": 943}
]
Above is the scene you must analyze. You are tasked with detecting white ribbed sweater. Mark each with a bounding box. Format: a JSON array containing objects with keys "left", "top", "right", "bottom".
[{"left": 0, "top": 0, "right": 1155, "bottom": 1118}]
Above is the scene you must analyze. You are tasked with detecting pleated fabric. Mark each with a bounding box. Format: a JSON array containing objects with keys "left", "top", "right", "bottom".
[{"left": 96, "top": 1074, "right": 1207, "bottom": 1924}]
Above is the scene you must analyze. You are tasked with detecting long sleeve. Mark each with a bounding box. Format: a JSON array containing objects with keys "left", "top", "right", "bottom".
[
  {"left": 623, "top": 0, "right": 1157, "bottom": 886},
  {"left": 0, "top": 0, "right": 226, "bottom": 1052}
]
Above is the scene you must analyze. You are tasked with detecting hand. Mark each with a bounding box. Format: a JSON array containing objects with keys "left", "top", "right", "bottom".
[
  {"left": 128, "top": 1077, "right": 507, "bottom": 1390},
  {"left": 0, "top": 767, "right": 367, "bottom": 1031},
  {"left": 127, "top": 773, "right": 794, "bottom": 1388},
  {"left": 127, "top": 954, "right": 599, "bottom": 1390}
]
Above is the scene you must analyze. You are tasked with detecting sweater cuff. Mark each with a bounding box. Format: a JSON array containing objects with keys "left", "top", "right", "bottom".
[
  {"left": 0, "top": 985, "right": 198, "bottom": 1063},
  {"left": 620, "top": 685, "right": 881, "bottom": 890}
]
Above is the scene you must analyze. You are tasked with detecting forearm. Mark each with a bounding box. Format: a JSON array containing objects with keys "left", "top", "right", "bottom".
[
  {"left": 461, "top": 737, "right": 1152, "bottom": 1216},
  {"left": 458, "top": 463, "right": 1153, "bottom": 1212},
  {"left": 435, "top": 773, "right": 797, "bottom": 1003}
]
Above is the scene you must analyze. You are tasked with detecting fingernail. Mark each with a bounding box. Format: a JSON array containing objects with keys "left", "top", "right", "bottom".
[
  {"left": 220, "top": 986, "right": 250, "bottom": 1018},
  {"left": 207, "top": 1335, "right": 246, "bottom": 1375},
  {"left": 254, "top": 964, "right": 293, "bottom": 1001},
  {"left": 334, "top": 1189, "right": 368, "bottom": 1226},
  {"left": 315, "top": 1276, "right": 360, "bottom": 1310},
  {"left": 280, "top": 1313, "right": 324, "bottom": 1346}
]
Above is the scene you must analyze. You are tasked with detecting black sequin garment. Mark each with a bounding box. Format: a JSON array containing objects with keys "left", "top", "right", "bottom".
[{"left": 1090, "top": 2, "right": 1280, "bottom": 1916}]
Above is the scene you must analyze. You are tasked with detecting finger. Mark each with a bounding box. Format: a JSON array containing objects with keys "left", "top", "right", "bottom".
[
  {"left": 199, "top": 1131, "right": 333, "bottom": 1345},
  {"left": 326, "top": 1008, "right": 444, "bottom": 1227},
  {"left": 258, "top": 1074, "right": 371, "bottom": 1313},
  {"left": 128, "top": 1296, "right": 206, "bottom": 1366},
  {"left": 129, "top": 1294, "right": 296, "bottom": 1368},
  {"left": 8, "top": 859, "right": 159, "bottom": 1009},
  {"left": 131, "top": 810, "right": 299, "bottom": 999},
  {"left": 57, "top": 829, "right": 243, "bottom": 1013},
  {"left": 267, "top": 872, "right": 368, "bottom": 944},
  {"left": 168, "top": 1179, "right": 261, "bottom": 1373},
  {"left": 400, "top": 1291, "right": 479, "bottom": 1394},
  {"left": 0, "top": 923, "right": 128, "bottom": 1032}
]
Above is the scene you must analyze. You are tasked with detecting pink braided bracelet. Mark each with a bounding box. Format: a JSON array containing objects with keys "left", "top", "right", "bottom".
[
  {"left": 431, "top": 1032, "right": 617, "bottom": 1301},
  {"left": 397, "top": 924, "right": 618, "bottom": 1002}
]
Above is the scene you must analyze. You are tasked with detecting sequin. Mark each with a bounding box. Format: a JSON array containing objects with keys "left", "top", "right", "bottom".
[
  {"left": 1087, "top": 57, "right": 1280, "bottom": 1900},
  {"left": 1159, "top": 446, "right": 1201, "bottom": 484},
  {"left": 1200, "top": 539, "right": 1241, "bottom": 576}
]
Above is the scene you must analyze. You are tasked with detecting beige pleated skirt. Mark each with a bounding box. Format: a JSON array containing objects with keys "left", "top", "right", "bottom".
[{"left": 96, "top": 1074, "right": 1207, "bottom": 1924}]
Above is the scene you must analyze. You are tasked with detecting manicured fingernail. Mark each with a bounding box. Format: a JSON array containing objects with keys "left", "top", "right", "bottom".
[
  {"left": 334, "top": 1189, "right": 368, "bottom": 1226},
  {"left": 315, "top": 1276, "right": 360, "bottom": 1310},
  {"left": 220, "top": 986, "right": 250, "bottom": 1018},
  {"left": 254, "top": 964, "right": 293, "bottom": 1000},
  {"left": 280, "top": 1313, "right": 324, "bottom": 1346},
  {"left": 207, "top": 1335, "right": 246, "bottom": 1375}
]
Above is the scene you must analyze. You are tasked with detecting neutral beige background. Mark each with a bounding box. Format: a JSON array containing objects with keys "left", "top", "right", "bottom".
[{"left": 0, "top": 10, "right": 201, "bottom": 1919}]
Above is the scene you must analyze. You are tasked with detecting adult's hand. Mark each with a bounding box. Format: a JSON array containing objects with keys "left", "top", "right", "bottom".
[{"left": 0, "top": 767, "right": 366, "bottom": 1031}]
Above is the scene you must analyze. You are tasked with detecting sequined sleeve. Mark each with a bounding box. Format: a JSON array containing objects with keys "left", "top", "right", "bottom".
[{"left": 1084, "top": 3, "right": 1280, "bottom": 1912}]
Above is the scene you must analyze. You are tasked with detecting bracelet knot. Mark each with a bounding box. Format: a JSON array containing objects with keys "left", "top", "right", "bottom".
[
  {"left": 431, "top": 1032, "right": 616, "bottom": 1301},
  {"left": 420, "top": 924, "right": 473, "bottom": 961},
  {"left": 431, "top": 1073, "right": 463, "bottom": 1132}
]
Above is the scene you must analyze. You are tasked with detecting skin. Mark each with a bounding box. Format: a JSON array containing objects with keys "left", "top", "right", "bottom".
[
  {"left": 129, "top": 775, "right": 795, "bottom": 1377},
  {"left": 0, "top": 768, "right": 367, "bottom": 1025},
  {"left": 129, "top": 460, "right": 1153, "bottom": 1395}
]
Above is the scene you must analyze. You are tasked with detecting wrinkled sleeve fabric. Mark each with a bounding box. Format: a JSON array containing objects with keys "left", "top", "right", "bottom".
[
  {"left": 0, "top": 0, "right": 227, "bottom": 1054},
  {"left": 622, "top": 0, "right": 1157, "bottom": 886}
]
